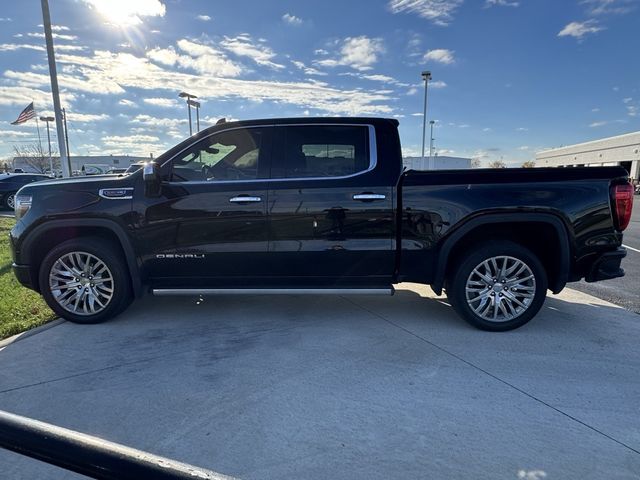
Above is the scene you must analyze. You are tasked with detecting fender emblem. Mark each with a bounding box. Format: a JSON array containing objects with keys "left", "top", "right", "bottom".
[{"left": 156, "top": 254, "right": 206, "bottom": 259}]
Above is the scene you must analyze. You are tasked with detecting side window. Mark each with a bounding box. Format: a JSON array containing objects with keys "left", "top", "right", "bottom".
[
  {"left": 277, "top": 125, "right": 369, "bottom": 179},
  {"left": 171, "top": 128, "right": 266, "bottom": 182}
]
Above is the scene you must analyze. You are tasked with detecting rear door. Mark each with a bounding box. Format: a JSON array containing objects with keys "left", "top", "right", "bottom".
[{"left": 266, "top": 124, "right": 395, "bottom": 287}]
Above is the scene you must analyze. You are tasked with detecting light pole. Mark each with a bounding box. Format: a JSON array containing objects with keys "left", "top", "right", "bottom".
[
  {"left": 41, "top": 0, "right": 70, "bottom": 177},
  {"left": 420, "top": 71, "right": 432, "bottom": 169},
  {"left": 429, "top": 120, "right": 435, "bottom": 167},
  {"left": 188, "top": 99, "right": 201, "bottom": 133},
  {"left": 179, "top": 91, "right": 197, "bottom": 136},
  {"left": 40, "top": 116, "right": 55, "bottom": 175}
]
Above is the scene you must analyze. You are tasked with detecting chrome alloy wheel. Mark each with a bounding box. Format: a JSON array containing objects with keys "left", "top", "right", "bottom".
[
  {"left": 6, "top": 194, "right": 15, "bottom": 209},
  {"left": 48, "top": 251, "right": 114, "bottom": 315},
  {"left": 465, "top": 255, "right": 536, "bottom": 323}
]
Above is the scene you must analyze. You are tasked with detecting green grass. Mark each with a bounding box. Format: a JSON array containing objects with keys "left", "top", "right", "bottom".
[{"left": 0, "top": 217, "right": 56, "bottom": 340}]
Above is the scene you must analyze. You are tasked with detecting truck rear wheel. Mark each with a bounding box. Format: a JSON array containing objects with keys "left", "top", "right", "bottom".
[
  {"left": 447, "top": 241, "right": 548, "bottom": 331},
  {"left": 39, "top": 238, "right": 132, "bottom": 324}
]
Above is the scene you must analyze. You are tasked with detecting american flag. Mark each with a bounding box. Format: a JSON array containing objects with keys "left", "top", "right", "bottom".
[{"left": 11, "top": 102, "right": 36, "bottom": 125}]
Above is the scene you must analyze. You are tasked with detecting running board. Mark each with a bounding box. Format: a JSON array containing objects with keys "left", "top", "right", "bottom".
[{"left": 152, "top": 288, "right": 394, "bottom": 296}]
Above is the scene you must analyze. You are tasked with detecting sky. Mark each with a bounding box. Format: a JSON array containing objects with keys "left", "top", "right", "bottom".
[{"left": 0, "top": 0, "right": 638, "bottom": 166}]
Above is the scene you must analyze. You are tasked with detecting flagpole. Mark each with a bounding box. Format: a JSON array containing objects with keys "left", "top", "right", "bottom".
[
  {"left": 35, "top": 116, "right": 44, "bottom": 171},
  {"left": 41, "top": 0, "right": 70, "bottom": 178}
]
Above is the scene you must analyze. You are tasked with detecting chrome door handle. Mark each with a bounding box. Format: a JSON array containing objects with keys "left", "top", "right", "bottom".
[
  {"left": 353, "top": 193, "right": 386, "bottom": 201},
  {"left": 229, "top": 196, "right": 262, "bottom": 203}
]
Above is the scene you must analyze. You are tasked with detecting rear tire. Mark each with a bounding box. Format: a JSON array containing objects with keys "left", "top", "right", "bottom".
[
  {"left": 447, "top": 241, "right": 548, "bottom": 331},
  {"left": 39, "top": 237, "right": 132, "bottom": 324}
]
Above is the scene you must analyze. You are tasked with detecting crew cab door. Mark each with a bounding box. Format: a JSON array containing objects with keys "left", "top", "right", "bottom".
[
  {"left": 266, "top": 124, "right": 395, "bottom": 286},
  {"left": 138, "top": 126, "right": 272, "bottom": 287}
]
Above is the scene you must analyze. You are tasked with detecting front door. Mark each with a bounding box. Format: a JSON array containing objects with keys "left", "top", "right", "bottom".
[{"left": 138, "top": 126, "right": 273, "bottom": 288}]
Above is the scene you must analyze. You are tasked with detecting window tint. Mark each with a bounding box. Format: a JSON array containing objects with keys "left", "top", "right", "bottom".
[
  {"left": 171, "top": 128, "right": 266, "bottom": 182},
  {"left": 277, "top": 126, "right": 369, "bottom": 178}
]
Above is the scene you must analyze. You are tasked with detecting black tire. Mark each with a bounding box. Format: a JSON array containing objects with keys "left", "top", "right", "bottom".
[
  {"left": 3, "top": 192, "right": 16, "bottom": 210},
  {"left": 39, "top": 237, "right": 133, "bottom": 324},
  {"left": 447, "top": 240, "right": 548, "bottom": 331}
]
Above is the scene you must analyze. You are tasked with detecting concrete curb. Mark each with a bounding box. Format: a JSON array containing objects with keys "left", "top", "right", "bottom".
[{"left": 0, "top": 319, "right": 65, "bottom": 349}]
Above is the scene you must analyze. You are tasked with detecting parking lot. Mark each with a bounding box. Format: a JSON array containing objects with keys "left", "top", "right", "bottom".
[{"left": 1, "top": 284, "right": 639, "bottom": 479}]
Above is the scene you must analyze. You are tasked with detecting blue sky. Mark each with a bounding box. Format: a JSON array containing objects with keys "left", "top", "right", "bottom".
[{"left": 0, "top": 0, "right": 638, "bottom": 165}]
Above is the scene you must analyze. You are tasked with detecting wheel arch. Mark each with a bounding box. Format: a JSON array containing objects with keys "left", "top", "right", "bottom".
[
  {"left": 432, "top": 213, "right": 571, "bottom": 295},
  {"left": 20, "top": 219, "right": 142, "bottom": 297}
]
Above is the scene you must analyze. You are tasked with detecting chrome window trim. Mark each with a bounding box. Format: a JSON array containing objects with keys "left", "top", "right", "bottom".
[
  {"left": 98, "top": 187, "right": 134, "bottom": 200},
  {"left": 162, "top": 124, "right": 377, "bottom": 185}
]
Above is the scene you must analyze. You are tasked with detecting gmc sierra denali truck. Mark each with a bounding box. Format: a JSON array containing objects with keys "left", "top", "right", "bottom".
[{"left": 10, "top": 118, "right": 634, "bottom": 331}]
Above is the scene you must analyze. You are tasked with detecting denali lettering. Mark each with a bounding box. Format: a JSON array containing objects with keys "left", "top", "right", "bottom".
[{"left": 156, "top": 254, "right": 206, "bottom": 259}]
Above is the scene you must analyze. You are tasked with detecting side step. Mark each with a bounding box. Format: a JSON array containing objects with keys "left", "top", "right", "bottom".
[{"left": 152, "top": 288, "right": 394, "bottom": 296}]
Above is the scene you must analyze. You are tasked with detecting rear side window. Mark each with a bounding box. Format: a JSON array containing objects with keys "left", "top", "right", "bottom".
[{"left": 275, "top": 125, "right": 369, "bottom": 179}]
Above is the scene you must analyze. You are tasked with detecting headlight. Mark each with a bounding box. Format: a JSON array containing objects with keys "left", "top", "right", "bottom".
[{"left": 14, "top": 194, "right": 32, "bottom": 220}]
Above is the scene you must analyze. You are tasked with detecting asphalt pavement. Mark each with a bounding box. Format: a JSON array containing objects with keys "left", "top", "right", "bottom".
[
  {"left": 1, "top": 285, "right": 639, "bottom": 479},
  {"left": 573, "top": 203, "right": 640, "bottom": 314}
]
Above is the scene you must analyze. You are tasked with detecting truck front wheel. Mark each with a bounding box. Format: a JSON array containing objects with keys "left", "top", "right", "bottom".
[
  {"left": 39, "top": 238, "right": 132, "bottom": 324},
  {"left": 447, "top": 241, "right": 548, "bottom": 331}
]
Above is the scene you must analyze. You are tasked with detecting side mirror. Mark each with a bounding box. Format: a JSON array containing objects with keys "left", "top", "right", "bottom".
[{"left": 143, "top": 163, "right": 161, "bottom": 198}]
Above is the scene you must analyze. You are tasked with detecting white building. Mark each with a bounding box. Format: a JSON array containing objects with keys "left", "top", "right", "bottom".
[
  {"left": 536, "top": 131, "right": 640, "bottom": 182},
  {"left": 403, "top": 156, "right": 471, "bottom": 171},
  {"left": 12, "top": 155, "right": 149, "bottom": 174}
]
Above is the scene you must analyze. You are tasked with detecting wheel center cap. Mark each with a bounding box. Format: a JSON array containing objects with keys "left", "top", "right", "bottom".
[{"left": 493, "top": 282, "right": 504, "bottom": 292}]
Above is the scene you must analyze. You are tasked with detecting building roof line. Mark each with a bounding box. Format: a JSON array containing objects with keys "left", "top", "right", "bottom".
[{"left": 537, "top": 130, "right": 640, "bottom": 155}]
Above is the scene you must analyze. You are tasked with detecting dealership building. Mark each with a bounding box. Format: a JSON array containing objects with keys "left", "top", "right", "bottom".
[
  {"left": 403, "top": 155, "right": 472, "bottom": 171},
  {"left": 536, "top": 131, "right": 640, "bottom": 182}
]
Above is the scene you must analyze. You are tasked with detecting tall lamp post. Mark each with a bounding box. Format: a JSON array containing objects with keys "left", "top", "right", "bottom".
[
  {"left": 40, "top": 116, "right": 55, "bottom": 175},
  {"left": 179, "top": 91, "right": 197, "bottom": 136},
  {"left": 188, "top": 99, "right": 201, "bottom": 133},
  {"left": 420, "top": 71, "right": 432, "bottom": 170},
  {"left": 429, "top": 120, "right": 435, "bottom": 167}
]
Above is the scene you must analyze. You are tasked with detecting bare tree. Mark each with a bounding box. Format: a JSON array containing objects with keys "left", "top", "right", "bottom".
[
  {"left": 488, "top": 160, "right": 507, "bottom": 168},
  {"left": 12, "top": 143, "right": 60, "bottom": 173},
  {"left": 471, "top": 158, "right": 483, "bottom": 168},
  {"left": 521, "top": 161, "right": 536, "bottom": 168}
]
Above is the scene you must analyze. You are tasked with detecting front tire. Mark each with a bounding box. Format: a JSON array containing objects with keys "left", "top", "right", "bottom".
[
  {"left": 447, "top": 241, "right": 548, "bottom": 331},
  {"left": 4, "top": 192, "right": 16, "bottom": 210},
  {"left": 39, "top": 238, "right": 132, "bottom": 324}
]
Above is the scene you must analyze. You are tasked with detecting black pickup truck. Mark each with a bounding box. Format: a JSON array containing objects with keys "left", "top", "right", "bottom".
[{"left": 10, "top": 118, "right": 634, "bottom": 330}]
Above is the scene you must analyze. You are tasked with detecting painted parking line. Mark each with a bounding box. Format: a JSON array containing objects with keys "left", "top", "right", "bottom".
[{"left": 623, "top": 244, "right": 640, "bottom": 254}]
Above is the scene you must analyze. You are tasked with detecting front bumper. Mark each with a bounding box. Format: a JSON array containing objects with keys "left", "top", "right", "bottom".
[
  {"left": 585, "top": 248, "right": 627, "bottom": 282},
  {"left": 12, "top": 263, "right": 36, "bottom": 291}
]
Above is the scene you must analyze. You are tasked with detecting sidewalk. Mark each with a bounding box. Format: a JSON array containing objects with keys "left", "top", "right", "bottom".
[{"left": 1, "top": 284, "right": 639, "bottom": 479}]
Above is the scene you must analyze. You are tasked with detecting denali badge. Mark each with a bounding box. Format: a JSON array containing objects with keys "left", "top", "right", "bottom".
[{"left": 156, "top": 254, "right": 206, "bottom": 259}]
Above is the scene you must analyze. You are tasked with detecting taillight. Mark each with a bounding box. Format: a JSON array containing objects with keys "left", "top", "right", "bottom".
[{"left": 612, "top": 183, "right": 633, "bottom": 231}]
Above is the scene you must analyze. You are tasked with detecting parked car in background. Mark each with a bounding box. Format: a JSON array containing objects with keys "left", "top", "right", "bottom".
[
  {"left": 81, "top": 164, "right": 111, "bottom": 175},
  {"left": 107, "top": 167, "right": 128, "bottom": 175},
  {"left": 0, "top": 173, "right": 50, "bottom": 209},
  {"left": 9, "top": 117, "right": 634, "bottom": 331}
]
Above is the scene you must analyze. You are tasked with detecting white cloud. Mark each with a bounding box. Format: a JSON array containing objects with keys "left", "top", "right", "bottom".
[
  {"left": 623, "top": 97, "right": 633, "bottom": 104},
  {"left": 583, "top": 0, "right": 635, "bottom": 16},
  {"left": 81, "top": 0, "right": 166, "bottom": 26},
  {"left": 26, "top": 32, "right": 77, "bottom": 41},
  {"left": 589, "top": 121, "right": 607, "bottom": 127},
  {"left": 518, "top": 145, "right": 530, "bottom": 150},
  {"left": 143, "top": 97, "right": 179, "bottom": 108},
  {"left": 485, "top": 0, "right": 519, "bottom": 7},
  {"left": 0, "top": 43, "right": 84, "bottom": 52},
  {"left": 0, "top": 85, "right": 76, "bottom": 108},
  {"left": 558, "top": 20, "right": 604, "bottom": 39},
  {"left": 424, "top": 48, "right": 455, "bottom": 64},
  {"left": 0, "top": 18, "right": 12, "bottom": 22},
  {"left": 291, "top": 60, "right": 327, "bottom": 76},
  {"left": 282, "top": 13, "right": 303, "bottom": 25},
  {"left": 148, "top": 39, "right": 242, "bottom": 77},
  {"left": 220, "top": 34, "right": 284, "bottom": 70},
  {"left": 119, "top": 99, "right": 138, "bottom": 107},
  {"left": 196, "top": 15, "right": 212, "bottom": 21},
  {"left": 431, "top": 80, "right": 447, "bottom": 88},
  {"left": 316, "top": 36, "right": 384, "bottom": 71},
  {"left": 66, "top": 112, "right": 110, "bottom": 123},
  {"left": 627, "top": 105, "right": 638, "bottom": 117},
  {"left": 102, "top": 134, "right": 165, "bottom": 156},
  {"left": 591, "top": 107, "right": 600, "bottom": 112},
  {"left": 516, "top": 127, "right": 529, "bottom": 131},
  {"left": 388, "top": 0, "right": 464, "bottom": 26}
]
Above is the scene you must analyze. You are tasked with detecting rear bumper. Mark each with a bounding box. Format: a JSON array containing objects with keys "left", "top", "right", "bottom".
[
  {"left": 12, "top": 264, "right": 36, "bottom": 291},
  {"left": 585, "top": 248, "right": 626, "bottom": 282}
]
